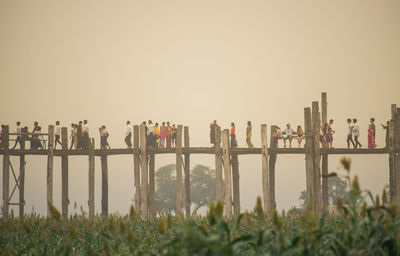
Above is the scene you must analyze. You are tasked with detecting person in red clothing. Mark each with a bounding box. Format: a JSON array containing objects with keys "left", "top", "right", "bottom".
[{"left": 230, "top": 122, "right": 237, "bottom": 148}]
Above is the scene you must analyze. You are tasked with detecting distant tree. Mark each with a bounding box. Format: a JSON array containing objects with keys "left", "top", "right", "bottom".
[
  {"left": 155, "top": 164, "right": 216, "bottom": 213},
  {"left": 299, "top": 176, "right": 351, "bottom": 208}
]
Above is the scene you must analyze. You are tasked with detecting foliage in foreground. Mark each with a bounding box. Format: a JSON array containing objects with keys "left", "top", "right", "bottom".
[{"left": 1, "top": 157, "right": 400, "bottom": 255}]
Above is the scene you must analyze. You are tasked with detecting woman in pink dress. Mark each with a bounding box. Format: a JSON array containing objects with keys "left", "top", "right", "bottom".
[
  {"left": 160, "top": 122, "right": 166, "bottom": 148},
  {"left": 368, "top": 124, "right": 375, "bottom": 149}
]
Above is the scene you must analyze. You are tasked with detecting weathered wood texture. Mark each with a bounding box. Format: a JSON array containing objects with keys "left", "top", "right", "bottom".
[
  {"left": 140, "top": 124, "right": 148, "bottom": 219},
  {"left": 148, "top": 154, "right": 155, "bottom": 217},
  {"left": 312, "top": 102, "right": 322, "bottom": 212},
  {"left": 389, "top": 120, "right": 396, "bottom": 202},
  {"left": 214, "top": 126, "right": 223, "bottom": 203},
  {"left": 321, "top": 92, "right": 329, "bottom": 209},
  {"left": 88, "top": 138, "right": 95, "bottom": 219},
  {"left": 231, "top": 154, "right": 240, "bottom": 215},
  {"left": 261, "top": 125, "right": 273, "bottom": 212},
  {"left": 101, "top": 156, "right": 108, "bottom": 217},
  {"left": 133, "top": 125, "right": 141, "bottom": 212},
  {"left": 304, "top": 108, "right": 315, "bottom": 212},
  {"left": 19, "top": 141, "right": 25, "bottom": 217},
  {"left": 394, "top": 109, "right": 400, "bottom": 210},
  {"left": 2, "top": 125, "right": 9, "bottom": 219},
  {"left": 46, "top": 125, "right": 54, "bottom": 217},
  {"left": 61, "top": 127, "right": 69, "bottom": 219},
  {"left": 222, "top": 129, "right": 232, "bottom": 218},
  {"left": 184, "top": 126, "right": 191, "bottom": 217},
  {"left": 175, "top": 125, "right": 183, "bottom": 217}
]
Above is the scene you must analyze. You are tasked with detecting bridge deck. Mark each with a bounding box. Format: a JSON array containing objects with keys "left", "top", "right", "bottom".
[{"left": 0, "top": 147, "right": 390, "bottom": 156}]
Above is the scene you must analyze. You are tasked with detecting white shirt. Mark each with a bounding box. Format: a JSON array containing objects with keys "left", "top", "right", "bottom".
[
  {"left": 148, "top": 124, "right": 154, "bottom": 133},
  {"left": 353, "top": 123, "right": 360, "bottom": 136},
  {"left": 348, "top": 124, "right": 353, "bottom": 135},
  {"left": 55, "top": 125, "right": 61, "bottom": 136},
  {"left": 284, "top": 128, "right": 294, "bottom": 136},
  {"left": 16, "top": 125, "right": 21, "bottom": 133},
  {"left": 126, "top": 124, "right": 132, "bottom": 135},
  {"left": 83, "top": 124, "right": 89, "bottom": 133}
]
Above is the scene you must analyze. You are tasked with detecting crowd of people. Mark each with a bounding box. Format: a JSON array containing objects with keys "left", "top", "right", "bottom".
[{"left": 0, "top": 118, "right": 392, "bottom": 150}]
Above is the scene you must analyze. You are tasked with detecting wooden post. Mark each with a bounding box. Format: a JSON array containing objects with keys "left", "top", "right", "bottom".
[
  {"left": 221, "top": 129, "right": 232, "bottom": 218},
  {"left": 391, "top": 104, "right": 397, "bottom": 120},
  {"left": 389, "top": 120, "right": 395, "bottom": 203},
  {"left": 133, "top": 125, "right": 141, "bottom": 213},
  {"left": 88, "top": 138, "right": 95, "bottom": 219},
  {"left": 61, "top": 127, "right": 69, "bottom": 219},
  {"left": 231, "top": 154, "right": 240, "bottom": 215},
  {"left": 46, "top": 125, "right": 54, "bottom": 217},
  {"left": 184, "top": 126, "right": 191, "bottom": 217},
  {"left": 394, "top": 109, "right": 400, "bottom": 210},
  {"left": 175, "top": 125, "right": 183, "bottom": 217},
  {"left": 321, "top": 93, "right": 329, "bottom": 209},
  {"left": 148, "top": 154, "right": 155, "bottom": 217},
  {"left": 214, "top": 126, "right": 223, "bottom": 203},
  {"left": 312, "top": 102, "right": 322, "bottom": 212},
  {"left": 19, "top": 131, "right": 26, "bottom": 217},
  {"left": 304, "top": 108, "right": 315, "bottom": 212},
  {"left": 140, "top": 124, "right": 148, "bottom": 219},
  {"left": 101, "top": 156, "right": 108, "bottom": 217},
  {"left": 2, "top": 125, "right": 9, "bottom": 219},
  {"left": 261, "top": 125, "right": 273, "bottom": 213},
  {"left": 269, "top": 125, "right": 278, "bottom": 210}
]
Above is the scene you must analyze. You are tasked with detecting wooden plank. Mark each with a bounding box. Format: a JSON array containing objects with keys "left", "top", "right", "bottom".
[
  {"left": 2, "top": 125, "right": 9, "bottom": 219},
  {"left": 184, "top": 126, "right": 191, "bottom": 217},
  {"left": 148, "top": 154, "right": 155, "bottom": 217},
  {"left": 101, "top": 156, "right": 108, "bottom": 217},
  {"left": 133, "top": 125, "right": 141, "bottom": 214},
  {"left": 175, "top": 125, "right": 183, "bottom": 217},
  {"left": 46, "top": 125, "right": 54, "bottom": 217},
  {"left": 231, "top": 154, "right": 240, "bottom": 215},
  {"left": 215, "top": 126, "right": 223, "bottom": 203},
  {"left": 88, "top": 138, "right": 95, "bottom": 219},
  {"left": 140, "top": 124, "right": 148, "bottom": 219},
  {"left": 312, "top": 102, "right": 322, "bottom": 212},
  {"left": 261, "top": 125, "right": 273, "bottom": 213},
  {"left": 222, "top": 129, "right": 232, "bottom": 218},
  {"left": 304, "top": 107, "right": 314, "bottom": 212},
  {"left": 61, "top": 127, "right": 69, "bottom": 219}
]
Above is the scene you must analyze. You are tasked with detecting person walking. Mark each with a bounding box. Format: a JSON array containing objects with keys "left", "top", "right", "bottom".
[
  {"left": 370, "top": 118, "right": 377, "bottom": 147},
  {"left": 54, "top": 121, "right": 62, "bottom": 149},
  {"left": 69, "top": 123, "right": 75, "bottom": 150},
  {"left": 210, "top": 120, "right": 217, "bottom": 144},
  {"left": 381, "top": 121, "right": 390, "bottom": 148},
  {"left": 83, "top": 120, "right": 89, "bottom": 150},
  {"left": 172, "top": 124, "right": 177, "bottom": 148},
  {"left": 100, "top": 125, "right": 110, "bottom": 149},
  {"left": 147, "top": 120, "right": 154, "bottom": 148},
  {"left": 296, "top": 125, "right": 304, "bottom": 148},
  {"left": 77, "top": 121, "right": 83, "bottom": 149},
  {"left": 12, "top": 121, "right": 22, "bottom": 149},
  {"left": 166, "top": 122, "right": 172, "bottom": 148},
  {"left": 230, "top": 122, "right": 237, "bottom": 148},
  {"left": 125, "top": 121, "right": 132, "bottom": 148},
  {"left": 346, "top": 119, "right": 356, "bottom": 148},
  {"left": 353, "top": 119, "right": 362, "bottom": 148},
  {"left": 154, "top": 123, "right": 160, "bottom": 148},
  {"left": 368, "top": 124, "right": 376, "bottom": 149},
  {"left": 327, "top": 119, "right": 335, "bottom": 148},
  {"left": 159, "top": 122, "right": 166, "bottom": 148},
  {"left": 246, "top": 121, "right": 253, "bottom": 148}
]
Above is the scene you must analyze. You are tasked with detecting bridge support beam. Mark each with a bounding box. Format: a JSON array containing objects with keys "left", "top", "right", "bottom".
[
  {"left": 215, "top": 126, "right": 223, "bottom": 203},
  {"left": 321, "top": 92, "right": 329, "bottom": 209},
  {"left": 148, "top": 153, "right": 155, "bottom": 218},
  {"left": 101, "top": 155, "right": 108, "bottom": 217},
  {"left": 46, "top": 125, "right": 54, "bottom": 217},
  {"left": 88, "top": 138, "right": 95, "bottom": 219},
  {"left": 175, "top": 125, "right": 183, "bottom": 217},
  {"left": 184, "top": 126, "right": 191, "bottom": 217},
  {"left": 222, "top": 129, "right": 232, "bottom": 218},
  {"left": 61, "top": 127, "right": 69, "bottom": 219},
  {"left": 2, "top": 126, "right": 9, "bottom": 220},
  {"left": 133, "top": 125, "right": 141, "bottom": 213},
  {"left": 140, "top": 124, "right": 148, "bottom": 219}
]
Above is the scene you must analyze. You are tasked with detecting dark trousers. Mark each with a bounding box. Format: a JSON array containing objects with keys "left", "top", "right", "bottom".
[
  {"left": 347, "top": 135, "right": 355, "bottom": 148},
  {"left": 231, "top": 134, "right": 236, "bottom": 148},
  {"left": 55, "top": 135, "right": 62, "bottom": 148},
  {"left": 12, "top": 136, "right": 23, "bottom": 149},
  {"left": 354, "top": 135, "right": 362, "bottom": 148},
  {"left": 125, "top": 133, "right": 132, "bottom": 148}
]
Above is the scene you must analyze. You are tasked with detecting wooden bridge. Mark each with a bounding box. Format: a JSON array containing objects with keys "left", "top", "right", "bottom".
[{"left": 1, "top": 93, "right": 400, "bottom": 220}]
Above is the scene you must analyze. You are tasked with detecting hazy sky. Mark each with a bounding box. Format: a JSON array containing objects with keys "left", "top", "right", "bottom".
[{"left": 1, "top": 0, "right": 399, "bottom": 216}]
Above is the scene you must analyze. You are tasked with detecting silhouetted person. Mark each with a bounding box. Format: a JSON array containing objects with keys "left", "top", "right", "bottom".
[
  {"left": 12, "top": 121, "right": 22, "bottom": 149},
  {"left": 125, "top": 121, "right": 132, "bottom": 148},
  {"left": 210, "top": 120, "right": 218, "bottom": 144},
  {"left": 54, "top": 121, "right": 62, "bottom": 149},
  {"left": 246, "top": 121, "right": 253, "bottom": 148},
  {"left": 100, "top": 125, "right": 110, "bottom": 149},
  {"left": 83, "top": 120, "right": 89, "bottom": 150},
  {"left": 346, "top": 119, "right": 355, "bottom": 148},
  {"left": 381, "top": 121, "right": 390, "bottom": 148}
]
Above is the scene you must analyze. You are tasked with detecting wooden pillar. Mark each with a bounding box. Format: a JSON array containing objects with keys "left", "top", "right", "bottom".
[
  {"left": 148, "top": 154, "right": 155, "bottom": 217},
  {"left": 231, "top": 154, "right": 240, "bottom": 215},
  {"left": 140, "top": 124, "right": 148, "bottom": 219},
  {"left": 261, "top": 125, "right": 273, "bottom": 213},
  {"left": 19, "top": 132, "right": 26, "bottom": 217},
  {"left": 175, "top": 125, "right": 183, "bottom": 217},
  {"left": 2, "top": 125, "right": 9, "bottom": 219},
  {"left": 101, "top": 155, "right": 108, "bottom": 217},
  {"left": 214, "top": 126, "right": 223, "bottom": 203},
  {"left": 312, "top": 102, "right": 322, "bottom": 212},
  {"left": 394, "top": 109, "right": 400, "bottom": 210},
  {"left": 221, "top": 129, "right": 232, "bottom": 218},
  {"left": 184, "top": 126, "right": 191, "bottom": 217},
  {"left": 88, "top": 138, "right": 95, "bottom": 219},
  {"left": 321, "top": 92, "right": 329, "bottom": 209},
  {"left": 389, "top": 120, "right": 395, "bottom": 203},
  {"left": 61, "top": 127, "right": 69, "bottom": 219},
  {"left": 133, "top": 125, "right": 141, "bottom": 213},
  {"left": 269, "top": 125, "right": 278, "bottom": 209},
  {"left": 304, "top": 107, "right": 315, "bottom": 212},
  {"left": 46, "top": 125, "right": 55, "bottom": 217}
]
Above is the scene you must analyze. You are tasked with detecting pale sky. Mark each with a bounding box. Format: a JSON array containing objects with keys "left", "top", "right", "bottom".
[{"left": 1, "top": 0, "right": 399, "bottom": 216}]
